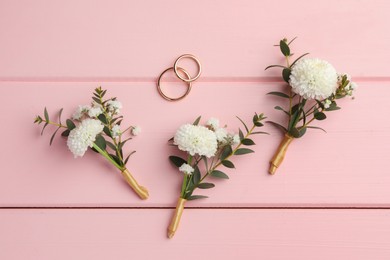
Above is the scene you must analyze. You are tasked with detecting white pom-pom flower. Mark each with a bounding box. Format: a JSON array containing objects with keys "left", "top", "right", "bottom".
[
  {"left": 289, "top": 58, "right": 338, "bottom": 100},
  {"left": 67, "top": 119, "right": 104, "bottom": 158},
  {"left": 179, "top": 163, "right": 194, "bottom": 175},
  {"left": 232, "top": 134, "right": 240, "bottom": 145},
  {"left": 215, "top": 128, "right": 228, "bottom": 142},
  {"left": 174, "top": 124, "right": 218, "bottom": 158},
  {"left": 72, "top": 105, "right": 91, "bottom": 120},
  {"left": 111, "top": 124, "right": 121, "bottom": 138},
  {"left": 206, "top": 118, "right": 219, "bottom": 130},
  {"left": 107, "top": 100, "right": 123, "bottom": 113},
  {"left": 131, "top": 126, "right": 141, "bottom": 136},
  {"left": 88, "top": 106, "right": 103, "bottom": 118}
]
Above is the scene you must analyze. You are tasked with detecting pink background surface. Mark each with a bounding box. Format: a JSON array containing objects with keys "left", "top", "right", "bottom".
[{"left": 1, "top": 0, "right": 390, "bottom": 259}]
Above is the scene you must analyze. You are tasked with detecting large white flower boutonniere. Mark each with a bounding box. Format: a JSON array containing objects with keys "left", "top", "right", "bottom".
[{"left": 266, "top": 38, "right": 357, "bottom": 175}]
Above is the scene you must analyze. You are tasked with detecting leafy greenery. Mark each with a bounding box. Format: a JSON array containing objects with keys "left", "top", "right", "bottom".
[
  {"left": 169, "top": 114, "right": 267, "bottom": 200},
  {"left": 34, "top": 87, "right": 137, "bottom": 171}
]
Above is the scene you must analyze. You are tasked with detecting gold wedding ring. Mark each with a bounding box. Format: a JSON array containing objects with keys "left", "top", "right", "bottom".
[
  {"left": 173, "top": 54, "right": 202, "bottom": 82},
  {"left": 157, "top": 54, "right": 201, "bottom": 101},
  {"left": 157, "top": 67, "right": 192, "bottom": 101}
]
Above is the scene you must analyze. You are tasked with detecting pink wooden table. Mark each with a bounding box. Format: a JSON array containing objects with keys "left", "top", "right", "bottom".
[{"left": 1, "top": 0, "right": 390, "bottom": 258}]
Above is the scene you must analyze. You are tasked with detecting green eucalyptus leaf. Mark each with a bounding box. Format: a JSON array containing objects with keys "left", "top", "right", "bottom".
[
  {"left": 220, "top": 145, "right": 233, "bottom": 161},
  {"left": 254, "top": 121, "right": 264, "bottom": 127},
  {"left": 61, "top": 129, "right": 70, "bottom": 137},
  {"left": 282, "top": 68, "right": 291, "bottom": 83},
  {"left": 221, "top": 160, "right": 235, "bottom": 168},
  {"left": 169, "top": 156, "right": 187, "bottom": 168},
  {"left": 187, "top": 195, "right": 208, "bottom": 200},
  {"left": 289, "top": 127, "right": 306, "bottom": 138},
  {"left": 192, "top": 165, "right": 201, "bottom": 185},
  {"left": 265, "top": 64, "right": 289, "bottom": 70},
  {"left": 44, "top": 107, "right": 49, "bottom": 122},
  {"left": 109, "top": 153, "right": 122, "bottom": 166},
  {"left": 290, "top": 53, "right": 310, "bottom": 67},
  {"left": 94, "top": 135, "right": 106, "bottom": 150},
  {"left": 98, "top": 114, "right": 108, "bottom": 124},
  {"left": 314, "top": 112, "right": 327, "bottom": 120},
  {"left": 307, "top": 126, "right": 327, "bottom": 133},
  {"left": 92, "top": 97, "right": 101, "bottom": 104},
  {"left": 241, "top": 138, "right": 255, "bottom": 146},
  {"left": 41, "top": 122, "right": 48, "bottom": 135},
  {"left": 58, "top": 108, "right": 64, "bottom": 124},
  {"left": 124, "top": 151, "right": 136, "bottom": 165},
  {"left": 106, "top": 141, "right": 117, "bottom": 150},
  {"left": 193, "top": 116, "right": 201, "bottom": 126},
  {"left": 236, "top": 116, "right": 249, "bottom": 133},
  {"left": 239, "top": 128, "right": 244, "bottom": 140},
  {"left": 266, "top": 121, "right": 287, "bottom": 133},
  {"left": 250, "top": 131, "right": 269, "bottom": 135},
  {"left": 49, "top": 127, "right": 61, "bottom": 145},
  {"left": 197, "top": 183, "right": 215, "bottom": 189},
  {"left": 234, "top": 148, "right": 255, "bottom": 155},
  {"left": 103, "top": 126, "right": 112, "bottom": 137},
  {"left": 66, "top": 119, "right": 76, "bottom": 130},
  {"left": 267, "top": 91, "right": 290, "bottom": 99},
  {"left": 279, "top": 40, "right": 290, "bottom": 56},
  {"left": 210, "top": 170, "right": 229, "bottom": 179}
]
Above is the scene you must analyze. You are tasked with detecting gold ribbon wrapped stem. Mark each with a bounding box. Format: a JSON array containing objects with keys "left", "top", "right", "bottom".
[
  {"left": 121, "top": 169, "right": 149, "bottom": 200},
  {"left": 168, "top": 198, "right": 187, "bottom": 239},
  {"left": 269, "top": 134, "right": 294, "bottom": 175}
]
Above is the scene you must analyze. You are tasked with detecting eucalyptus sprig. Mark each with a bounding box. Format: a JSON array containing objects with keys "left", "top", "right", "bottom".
[
  {"left": 266, "top": 38, "right": 357, "bottom": 174},
  {"left": 167, "top": 114, "right": 267, "bottom": 238},
  {"left": 34, "top": 87, "right": 148, "bottom": 199}
]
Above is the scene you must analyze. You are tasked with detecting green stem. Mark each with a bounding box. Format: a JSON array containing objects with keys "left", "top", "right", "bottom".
[
  {"left": 92, "top": 143, "right": 123, "bottom": 171},
  {"left": 42, "top": 120, "right": 67, "bottom": 128}
]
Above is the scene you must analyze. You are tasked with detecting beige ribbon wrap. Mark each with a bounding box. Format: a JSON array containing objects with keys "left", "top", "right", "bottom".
[
  {"left": 167, "top": 198, "right": 187, "bottom": 239},
  {"left": 269, "top": 134, "right": 294, "bottom": 175},
  {"left": 121, "top": 169, "right": 149, "bottom": 200}
]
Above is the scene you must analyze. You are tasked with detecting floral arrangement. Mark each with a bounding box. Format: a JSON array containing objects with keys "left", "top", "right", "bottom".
[
  {"left": 266, "top": 38, "right": 357, "bottom": 174},
  {"left": 167, "top": 114, "right": 266, "bottom": 238},
  {"left": 34, "top": 87, "right": 148, "bottom": 199}
]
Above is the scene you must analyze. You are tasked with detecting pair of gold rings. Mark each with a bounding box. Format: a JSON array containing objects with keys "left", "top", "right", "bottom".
[{"left": 157, "top": 54, "right": 202, "bottom": 101}]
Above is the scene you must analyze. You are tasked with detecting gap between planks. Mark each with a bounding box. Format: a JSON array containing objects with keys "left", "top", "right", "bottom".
[
  {"left": 1, "top": 206, "right": 390, "bottom": 210},
  {"left": 0, "top": 76, "right": 390, "bottom": 83}
]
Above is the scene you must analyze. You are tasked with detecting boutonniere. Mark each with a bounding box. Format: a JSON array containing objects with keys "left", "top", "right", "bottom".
[
  {"left": 266, "top": 38, "right": 357, "bottom": 174},
  {"left": 34, "top": 87, "right": 148, "bottom": 199},
  {"left": 167, "top": 114, "right": 266, "bottom": 238}
]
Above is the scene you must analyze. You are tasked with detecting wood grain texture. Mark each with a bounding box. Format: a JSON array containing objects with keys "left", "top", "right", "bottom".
[
  {"left": 1, "top": 209, "right": 390, "bottom": 259},
  {"left": 1, "top": 81, "right": 388, "bottom": 207},
  {"left": 0, "top": 0, "right": 389, "bottom": 79},
  {"left": 0, "top": 0, "right": 388, "bottom": 257}
]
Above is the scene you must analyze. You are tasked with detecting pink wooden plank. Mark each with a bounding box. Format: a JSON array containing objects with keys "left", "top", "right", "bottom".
[
  {"left": 0, "top": 0, "right": 389, "bottom": 79},
  {"left": 0, "top": 81, "right": 388, "bottom": 207},
  {"left": 1, "top": 209, "right": 390, "bottom": 259}
]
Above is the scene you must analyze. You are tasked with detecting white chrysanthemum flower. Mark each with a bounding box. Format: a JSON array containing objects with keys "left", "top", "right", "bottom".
[
  {"left": 289, "top": 58, "right": 338, "bottom": 100},
  {"left": 206, "top": 118, "right": 219, "bottom": 130},
  {"left": 232, "top": 134, "right": 240, "bottom": 145},
  {"left": 215, "top": 128, "right": 228, "bottom": 142},
  {"left": 323, "top": 99, "right": 332, "bottom": 109},
  {"left": 88, "top": 106, "right": 103, "bottom": 118},
  {"left": 107, "top": 100, "right": 123, "bottom": 113},
  {"left": 131, "top": 126, "right": 141, "bottom": 136},
  {"left": 174, "top": 124, "right": 218, "bottom": 158},
  {"left": 67, "top": 119, "right": 104, "bottom": 158},
  {"left": 179, "top": 163, "right": 194, "bottom": 175},
  {"left": 111, "top": 124, "right": 121, "bottom": 138},
  {"left": 72, "top": 105, "right": 91, "bottom": 120}
]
